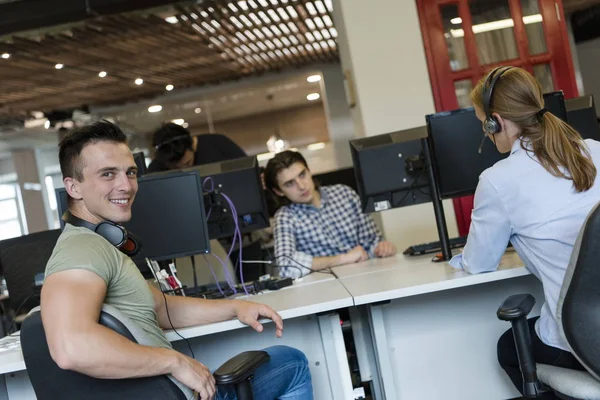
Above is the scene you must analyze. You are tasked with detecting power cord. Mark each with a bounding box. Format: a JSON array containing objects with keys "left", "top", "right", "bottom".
[
  {"left": 6, "top": 295, "right": 34, "bottom": 334},
  {"left": 270, "top": 255, "right": 335, "bottom": 275},
  {"left": 161, "top": 290, "right": 195, "bottom": 360}
]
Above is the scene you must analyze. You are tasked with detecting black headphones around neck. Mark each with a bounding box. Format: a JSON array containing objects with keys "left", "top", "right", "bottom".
[
  {"left": 482, "top": 66, "right": 514, "bottom": 135},
  {"left": 63, "top": 210, "right": 142, "bottom": 257}
]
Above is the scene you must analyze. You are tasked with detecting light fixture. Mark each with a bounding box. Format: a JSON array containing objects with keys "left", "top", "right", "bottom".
[
  {"left": 307, "top": 74, "right": 322, "bottom": 83},
  {"left": 55, "top": 63, "right": 64, "bottom": 69},
  {"left": 135, "top": 78, "right": 144, "bottom": 85},
  {"left": 182, "top": 122, "right": 189, "bottom": 128},
  {"left": 194, "top": 108, "right": 202, "bottom": 114},
  {"left": 148, "top": 105, "right": 163, "bottom": 113},
  {"left": 450, "top": 14, "right": 542, "bottom": 38},
  {"left": 165, "top": 84, "right": 174, "bottom": 91},
  {"left": 450, "top": 17, "right": 462, "bottom": 25},
  {"left": 44, "top": 120, "right": 51, "bottom": 129},
  {"left": 98, "top": 71, "right": 107, "bottom": 78},
  {"left": 165, "top": 16, "right": 178, "bottom": 24},
  {"left": 171, "top": 118, "right": 185, "bottom": 125},
  {"left": 307, "top": 142, "right": 326, "bottom": 151},
  {"left": 1, "top": 53, "right": 10, "bottom": 59},
  {"left": 306, "top": 93, "right": 320, "bottom": 101}
]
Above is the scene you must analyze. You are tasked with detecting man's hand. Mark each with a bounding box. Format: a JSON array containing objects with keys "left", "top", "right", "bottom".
[
  {"left": 171, "top": 353, "right": 216, "bottom": 400},
  {"left": 340, "top": 245, "right": 368, "bottom": 265},
  {"left": 374, "top": 241, "right": 397, "bottom": 258},
  {"left": 233, "top": 300, "right": 284, "bottom": 338}
]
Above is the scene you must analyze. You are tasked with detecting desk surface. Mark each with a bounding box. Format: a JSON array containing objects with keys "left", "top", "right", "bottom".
[
  {"left": 338, "top": 251, "right": 528, "bottom": 305},
  {"left": 165, "top": 274, "right": 350, "bottom": 341}
]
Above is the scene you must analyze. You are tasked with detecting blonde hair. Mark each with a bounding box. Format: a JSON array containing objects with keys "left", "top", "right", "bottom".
[{"left": 471, "top": 67, "right": 596, "bottom": 192}]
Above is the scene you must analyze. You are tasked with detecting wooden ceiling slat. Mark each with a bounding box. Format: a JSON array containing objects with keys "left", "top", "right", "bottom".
[{"left": 0, "top": 0, "right": 339, "bottom": 117}]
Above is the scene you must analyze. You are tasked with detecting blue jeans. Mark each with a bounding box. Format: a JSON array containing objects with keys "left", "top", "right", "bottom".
[{"left": 216, "top": 345, "right": 313, "bottom": 400}]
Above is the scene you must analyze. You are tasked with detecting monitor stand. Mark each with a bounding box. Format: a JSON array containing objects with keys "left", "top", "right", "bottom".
[{"left": 420, "top": 138, "right": 453, "bottom": 261}]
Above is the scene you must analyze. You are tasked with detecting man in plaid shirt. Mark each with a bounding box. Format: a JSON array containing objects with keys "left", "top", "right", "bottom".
[{"left": 264, "top": 151, "right": 396, "bottom": 278}]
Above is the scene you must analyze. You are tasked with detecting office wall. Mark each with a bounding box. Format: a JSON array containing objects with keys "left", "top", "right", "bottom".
[
  {"left": 334, "top": 0, "right": 460, "bottom": 250},
  {"left": 576, "top": 36, "right": 600, "bottom": 115},
  {"left": 192, "top": 102, "right": 330, "bottom": 156}
]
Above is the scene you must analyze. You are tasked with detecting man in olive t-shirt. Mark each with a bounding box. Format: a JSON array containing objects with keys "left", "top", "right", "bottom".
[{"left": 41, "top": 121, "right": 313, "bottom": 400}]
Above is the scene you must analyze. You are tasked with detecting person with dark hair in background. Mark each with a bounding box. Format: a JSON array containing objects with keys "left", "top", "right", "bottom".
[
  {"left": 148, "top": 123, "right": 246, "bottom": 173},
  {"left": 264, "top": 150, "right": 396, "bottom": 279},
  {"left": 451, "top": 66, "right": 600, "bottom": 399},
  {"left": 42, "top": 120, "right": 313, "bottom": 400}
]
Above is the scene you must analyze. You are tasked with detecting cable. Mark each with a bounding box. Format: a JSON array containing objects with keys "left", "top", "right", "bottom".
[
  {"left": 271, "top": 255, "right": 334, "bottom": 275},
  {"left": 6, "top": 295, "right": 34, "bottom": 334},
  {"left": 161, "top": 290, "right": 195, "bottom": 359}
]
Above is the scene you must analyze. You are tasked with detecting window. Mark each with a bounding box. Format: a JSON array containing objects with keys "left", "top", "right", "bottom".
[{"left": 0, "top": 183, "right": 24, "bottom": 240}]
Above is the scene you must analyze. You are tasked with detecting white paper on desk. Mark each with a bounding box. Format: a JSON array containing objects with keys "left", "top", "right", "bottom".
[{"left": 0, "top": 334, "right": 20, "bottom": 353}]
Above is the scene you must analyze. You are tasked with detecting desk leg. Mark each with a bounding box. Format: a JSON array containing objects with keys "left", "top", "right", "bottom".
[
  {"left": 349, "top": 306, "right": 384, "bottom": 400},
  {"left": 317, "top": 312, "right": 354, "bottom": 400},
  {"left": 368, "top": 303, "right": 397, "bottom": 400}
]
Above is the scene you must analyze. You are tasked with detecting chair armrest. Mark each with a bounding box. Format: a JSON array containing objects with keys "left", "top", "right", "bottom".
[
  {"left": 497, "top": 294, "right": 536, "bottom": 321},
  {"left": 214, "top": 351, "right": 270, "bottom": 386},
  {"left": 497, "top": 294, "right": 547, "bottom": 398}
]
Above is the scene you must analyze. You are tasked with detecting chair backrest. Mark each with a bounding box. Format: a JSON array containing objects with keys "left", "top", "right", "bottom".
[
  {"left": 557, "top": 201, "right": 600, "bottom": 380},
  {"left": 0, "top": 229, "right": 61, "bottom": 312},
  {"left": 21, "top": 306, "right": 189, "bottom": 400}
]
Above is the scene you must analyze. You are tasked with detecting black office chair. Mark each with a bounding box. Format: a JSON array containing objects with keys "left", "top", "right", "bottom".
[
  {"left": 0, "top": 230, "right": 61, "bottom": 319},
  {"left": 497, "top": 202, "right": 600, "bottom": 399},
  {"left": 21, "top": 304, "right": 269, "bottom": 400}
]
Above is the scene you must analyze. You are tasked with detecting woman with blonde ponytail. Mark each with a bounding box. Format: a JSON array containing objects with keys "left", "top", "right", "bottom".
[{"left": 450, "top": 66, "right": 600, "bottom": 398}]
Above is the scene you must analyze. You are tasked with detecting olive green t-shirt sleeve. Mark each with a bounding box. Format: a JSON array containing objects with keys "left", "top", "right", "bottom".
[{"left": 45, "top": 228, "right": 119, "bottom": 285}]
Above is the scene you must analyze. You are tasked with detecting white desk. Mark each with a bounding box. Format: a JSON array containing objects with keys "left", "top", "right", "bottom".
[
  {"left": 336, "top": 251, "right": 545, "bottom": 400},
  {"left": 0, "top": 275, "right": 355, "bottom": 400}
]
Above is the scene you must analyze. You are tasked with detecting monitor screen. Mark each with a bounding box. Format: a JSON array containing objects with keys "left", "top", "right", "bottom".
[
  {"left": 56, "top": 169, "right": 210, "bottom": 263},
  {"left": 350, "top": 126, "right": 431, "bottom": 212},
  {"left": 566, "top": 95, "right": 600, "bottom": 141},
  {"left": 427, "top": 92, "right": 569, "bottom": 199},
  {"left": 193, "top": 156, "right": 269, "bottom": 239}
]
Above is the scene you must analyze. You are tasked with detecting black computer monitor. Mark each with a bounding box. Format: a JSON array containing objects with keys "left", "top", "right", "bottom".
[
  {"left": 566, "top": 95, "right": 600, "bottom": 140},
  {"left": 193, "top": 156, "right": 269, "bottom": 239},
  {"left": 56, "top": 169, "right": 211, "bottom": 265},
  {"left": 427, "top": 92, "right": 569, "bottom": 199},
  {"left": 313, "top": 167, "right": 358, "bottom": 193},
  {"left": 544, "top": 91, "right": 568, "bottom": 123},
  {"left": 350, "top": 126, "right": 431, "bottom": 213}
]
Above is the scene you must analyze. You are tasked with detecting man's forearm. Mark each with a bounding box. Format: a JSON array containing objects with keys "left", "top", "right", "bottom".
[
  {"left": 55, "top": 324, "right": 181, "bottom": 379},
  {"left": 156, "top": 294, "right": 239, "bottom": 329},
  {"left": 311, "top": 255, "right": 344, "bottom": 270}
]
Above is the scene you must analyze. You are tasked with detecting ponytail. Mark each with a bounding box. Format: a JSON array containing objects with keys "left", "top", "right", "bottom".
[{"left": 523, "top": 113, "right": 596, "bottom": 192}]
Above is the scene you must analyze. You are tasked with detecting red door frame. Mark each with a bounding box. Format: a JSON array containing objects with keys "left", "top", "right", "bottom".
[{"left": 417, "top": 0, "right": 579, "bottom": 235}]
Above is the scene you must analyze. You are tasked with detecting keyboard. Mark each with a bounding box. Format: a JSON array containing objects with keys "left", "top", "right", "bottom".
[{"left": 403, "top": 236, "right": 468, "bottom": 256}]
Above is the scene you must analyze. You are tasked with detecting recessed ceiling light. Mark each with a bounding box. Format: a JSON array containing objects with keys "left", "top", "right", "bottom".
[
  {"left": 166, "top": 84, "right": 174, "bottom": 91},
  {"left": 55, "top": 63, "right": 64, "bottom": 69},
  {"left": 194, "top": 108, "right": 202, "bottom": 114},
  {"left": 44, "top": 120, "right": 51, "bottom": 129},
  {"left": 1, "top": 53, "right": 10, "bottom": 59},
  {"left": 148, "top": 105, "right": 162, "bottom": 113},
  {"left": 182, "top": 122, "right": 189, "bottom": 128},
  {"left": 165, "top": 16, "right": 178, "bottom": 24},
  {"left": 306, "top": 93, "right": 320, "bottom": 101},
  {"left": 98, "top": 71, "right": 107, "bottom": 78},
  {"left": 135, "top": 78, "right": 143, "bottom": 85},
  {"left": 171, "top": 118, "right": 185, "bottom": 126},
  {"left": 307, "top": 74, "right": 321, "bottom": 83},
  {"left": 307, "top": 142, "right": 326, "bottom": 151}
]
